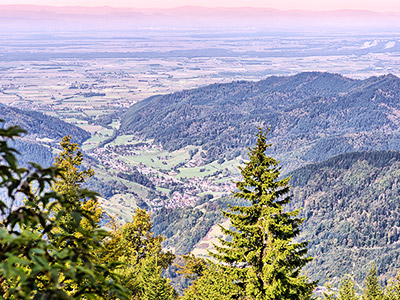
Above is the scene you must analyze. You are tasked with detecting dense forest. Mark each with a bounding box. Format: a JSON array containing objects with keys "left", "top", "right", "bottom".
[
  {"left": 151, "top": 150, "right": 400, "bottom": 288},
  {"left": 120, "top": 72, "right": 400, "bottom": 170},
  {"left": 2, "top": 125, "right": 400, "bottom": 299},
  {"left": 290, "top": 151, "right": 400, "bottom": 284},
  {"left": 10, "top": 139, "right": 54, "bottom": 167},
  {"left": 2, "top": 121, "right": 400, "bottom": 299},
  {"left": 0, "top": 103, "right": 90, "bottom": 144}
]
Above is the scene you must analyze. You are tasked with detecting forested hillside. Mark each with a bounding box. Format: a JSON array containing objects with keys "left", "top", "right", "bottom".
[
  {"left": 10, "top": 139, "right": 54, "bottom": 167},
  {"left": 120, "top": 72, "right": 400, "bottom": 171},
  {"left": 152, "top": 150, "right": 400, "bottom": 285},
  {"left": 291, "top": 150, "right": 400, "bottom": 285},
  {"left": 0, "top": 103, "right": 91, "bottom": 167},
  {"left": 0, "top": 103, "right": 90, "bottom": 144}
]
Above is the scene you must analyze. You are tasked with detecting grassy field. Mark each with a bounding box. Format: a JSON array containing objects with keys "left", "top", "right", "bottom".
[
  {"left": 99, "top": 193, "right": 138, "bottom": 222},
  {"left": 80, "top": 132, "right": 242, "bottom": 216}
]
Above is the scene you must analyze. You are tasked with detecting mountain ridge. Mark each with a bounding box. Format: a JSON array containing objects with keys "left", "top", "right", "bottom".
[
  {"left": 1, "top": 104, "right": 91, "bottom": 167},
  {"left": 1, "top": 5, "right": 399, "bottom": 17},
  {"left": 0, "top": 104, "right": 90, "bottom": 145},
  {"left": 120, "top": 72, "right": 400, "bottom": 172}
]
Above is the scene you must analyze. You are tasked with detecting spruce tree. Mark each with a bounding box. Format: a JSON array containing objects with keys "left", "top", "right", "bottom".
[
  {"left": 51, "top": 135, "right": 99, "bottom": 236},
  {"left": 385, "top": 271, "right": 400, "bottom": 300},
  {"left": 337, "top": 276, "right": 358, "bottom": 300},
  {"left": 363, "top": 264, "right": 382, "bottom": 300},
  {"left": 136, "top": 255, "right": 176, "bottom": 300},
  {"left": 52, "top": 135, "right": 94, "bottom": 207},
  {"left": 210, "top": 128, "right": 315, "bottom": 299}
]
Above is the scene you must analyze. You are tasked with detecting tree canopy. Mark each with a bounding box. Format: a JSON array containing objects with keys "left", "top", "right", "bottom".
[{"left": 0, "top": 121, "right": 128, "bottom": 299}]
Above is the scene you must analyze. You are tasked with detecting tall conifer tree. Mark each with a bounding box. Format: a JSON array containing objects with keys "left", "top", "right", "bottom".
[
  {"left": 338, "top": 276, "right": 358, "bottom": 300},
  {"left": 210, "top": 128, "right": 315, "bottom": 299},
  {"left": 363, "top": 264, "right": 382, "bottom": 300},
  {"left": 136, "top": 255, "right": 176, "bottom": 300}
]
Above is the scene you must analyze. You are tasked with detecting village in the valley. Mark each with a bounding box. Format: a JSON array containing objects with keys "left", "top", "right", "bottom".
[
  {"left": 1, "top": 29, "right": 400, "bottom": 212},
  {"left": 88, "top": 138, "right": 238, "bottom": 209}
]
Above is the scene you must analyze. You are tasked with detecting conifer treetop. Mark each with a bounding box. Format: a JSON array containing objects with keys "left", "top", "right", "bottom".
[{"left": 210, "top": 127, "right": 315, "bottom": 300}]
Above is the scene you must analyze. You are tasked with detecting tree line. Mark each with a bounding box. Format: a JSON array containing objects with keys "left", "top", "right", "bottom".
[{"left": 1, "top": 123, "right": 400, "bottom": 299}]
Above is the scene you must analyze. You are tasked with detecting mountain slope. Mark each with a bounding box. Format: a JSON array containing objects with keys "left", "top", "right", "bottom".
[
  {"left": 120, "top": 72, "right": 400, "bottom": 172},
  {"left": 1, "top": 103, "right": 91, "bottom": 167},
  {"left": 153, "top": 151, "right": 400, "bottom": 284},
  {"left": 0, "top": 104, "right": 90, "bottom": 144},
  {"left": 290, "top": 151, "right": 400, "bottom": 284}
]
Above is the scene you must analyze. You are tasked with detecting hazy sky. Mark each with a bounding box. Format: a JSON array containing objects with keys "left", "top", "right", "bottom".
[{"left": 1, "top": 0, "right": 400, "bottom": 12}]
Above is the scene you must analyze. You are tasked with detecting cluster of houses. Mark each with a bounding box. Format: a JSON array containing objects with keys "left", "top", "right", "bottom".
[{"left": 90, "top": 143, "right": 238, "bottom": 209}]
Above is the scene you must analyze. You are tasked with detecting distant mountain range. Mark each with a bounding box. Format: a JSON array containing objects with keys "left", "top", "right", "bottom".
[
  {"left": 120, "top": 72, "right": 400, "bottom": 172},
  {"left": 1, "top": 5, "right": 400, "bottom": 30}
]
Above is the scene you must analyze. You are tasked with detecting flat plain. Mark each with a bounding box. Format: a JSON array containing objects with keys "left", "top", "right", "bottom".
[{"left": 2, "top": 28, "right": 400, "bottom": 215}]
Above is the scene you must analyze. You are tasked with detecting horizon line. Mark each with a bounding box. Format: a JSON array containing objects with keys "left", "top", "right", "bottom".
[{"left": 1, "top": 4, "right": 399, "bottom": 14}]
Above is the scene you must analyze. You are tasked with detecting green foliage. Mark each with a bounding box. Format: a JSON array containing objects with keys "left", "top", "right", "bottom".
[
  {"left": 363, "top": 264, "right": 382, "bottom": 300},
  {"left": 181, "top": 263, "right": 243, "bottom": 300},
  {"left": 0, "top": 121, "right": 128, "bottom": 299},
  {"left": 136, "top": 255, "right": 176, "bottom": 300},
  {"left": 101, "top": 208, "right": 176, "bottom": 298},
  {"left": 120, "top": 72, "right": 400, "bottom": 166},
  {"left": 210, "top": 128, "right": 315, "bottom": 299},
  {"left": 337, "top": 276, "right": 358, "bottom": 300}
]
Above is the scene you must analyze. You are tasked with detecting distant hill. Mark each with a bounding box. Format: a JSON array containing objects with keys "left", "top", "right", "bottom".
[
  {"left": 0, "top": 104, "right": 90, "bottom": 145},
  {"left": 120, "top": 72, "right": 400, "bottom": 172},
  {"left": 1, "top": 103, "right": 90, "bottom": 167},
  {"left": 153, "top": 151, "right": 400, "bottom": 285}
]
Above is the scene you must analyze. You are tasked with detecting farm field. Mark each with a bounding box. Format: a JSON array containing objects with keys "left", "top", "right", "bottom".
[
  {"left": 2, "top": 28, "right": 400, "bottom": 214},
  {"left": 86, "top": 133, "right": 240, "bottom": 217},
  {"left": 1, "top": 29, "right": 400, "bottom": 121}
]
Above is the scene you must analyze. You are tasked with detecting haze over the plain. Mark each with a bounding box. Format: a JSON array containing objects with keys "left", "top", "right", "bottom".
[
  {"left": 1, "top": 4, "right": 400, "bottom": 31},
  {"left": 1, "top": 0, "right": 400, "bottom": 12}
]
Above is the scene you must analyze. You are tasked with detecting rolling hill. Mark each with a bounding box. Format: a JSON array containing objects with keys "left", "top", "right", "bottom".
[
  {"left": 0, "top": 104, "right": 90, "bottom": 144},
  {"left": 1, "top": 103, "right": 91, "bottom": 166},
  {"left": 120, "top": 72, "right": 400, "bottom": 172}
]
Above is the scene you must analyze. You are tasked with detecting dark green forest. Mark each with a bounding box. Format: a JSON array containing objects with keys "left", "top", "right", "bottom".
[
  {"left": 2, "top": 122, "right": 400, "bottom": 299},
  {"left": 152, "top": 150, "right": 400, "bottom": 289},
  {"left": 120, "top": 72, "right": 400, "bottom": 170}
]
